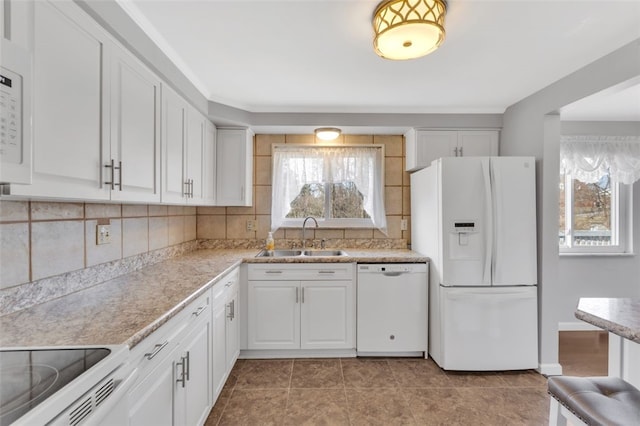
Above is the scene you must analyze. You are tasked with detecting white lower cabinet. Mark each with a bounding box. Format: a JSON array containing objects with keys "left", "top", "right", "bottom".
[
  {"left": 127, "top": 290, "right": 212, "bottom": 426},
  {"left": 247, "top": 264, "right": 355, "bottom": 351},
  {"left": 211, "top": 268, "right": 240, "bottom": 399}
]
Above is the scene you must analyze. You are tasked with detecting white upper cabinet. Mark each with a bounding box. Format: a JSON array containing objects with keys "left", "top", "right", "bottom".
[
  {"left": 161, "top": 84, "right": 188, "bottom": 204},
  {"left": 6, "top": 1, "right": 160, "bottom": 202},
  {"left": 161, "top": 84, "right": 215, "bottom": 205},
  {"left": 108, "top": 43, "right": 161, "bottom": 203},
  {"left": 405, "top": 129, "right": 499, "bottom": 172},
  {"left": 215, "top": 128, "right": 253, "bottom": 206},
  {"left": 8, "top": 0, "right": 110, "bottom": 200}
]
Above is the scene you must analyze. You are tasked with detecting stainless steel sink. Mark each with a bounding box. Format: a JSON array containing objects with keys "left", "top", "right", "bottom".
[
  {"left": 256, "top": 249, "right": 302, "bottom": 257},
  {"left": 302, "top": 250, "right": 348, "bottom": 257},
  {"left": 255, "top": 249, "right": 348, "bottom": 257}
]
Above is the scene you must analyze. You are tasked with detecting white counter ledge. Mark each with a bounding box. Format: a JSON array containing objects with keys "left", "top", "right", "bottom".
[
  {"left": 575, "top": 297, "right": 640, "bottom": 388},
  {"left": 575, "top": 298, "right": 640, "bottom": 343}
]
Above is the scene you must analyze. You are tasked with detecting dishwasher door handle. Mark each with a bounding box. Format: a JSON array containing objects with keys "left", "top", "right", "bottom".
[{"left": 382, "top": 271, "right": 404, "bottom": 277}]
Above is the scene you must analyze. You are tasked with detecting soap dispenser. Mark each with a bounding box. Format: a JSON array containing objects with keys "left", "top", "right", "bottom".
[{"left": 265, "top": 232, "right": 275, "bottom": 255}]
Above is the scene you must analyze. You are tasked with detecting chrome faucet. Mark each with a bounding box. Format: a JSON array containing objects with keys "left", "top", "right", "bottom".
[{"left": 302, "top": 216, "right": 318, "bottom": 249}]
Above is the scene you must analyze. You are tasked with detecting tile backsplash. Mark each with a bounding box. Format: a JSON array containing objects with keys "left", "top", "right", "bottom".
[
  {"left": 197, "top": 134, "right": 411, "bottom": 247},
  {"left": 0, "top": 201, "right": 196, "bottom": 290},
  {"left": 0, "top": 133, "right": 411, "bottom": 314}
]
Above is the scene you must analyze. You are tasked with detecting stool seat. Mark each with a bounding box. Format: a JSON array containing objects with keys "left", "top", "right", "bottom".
[{"left": 548, "top": 376, "right": 640, "bottom": 426}]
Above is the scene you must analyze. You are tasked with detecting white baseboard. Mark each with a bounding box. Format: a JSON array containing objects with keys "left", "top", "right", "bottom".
[
  {"left": 539, "top": 363, "right": 563, "bottom": 376},
  {"left": 558, "top": 322, "right": 601, "bottom": 331},
  {"left": 240, "top": 349, "right": 357, "bottom": 359}
]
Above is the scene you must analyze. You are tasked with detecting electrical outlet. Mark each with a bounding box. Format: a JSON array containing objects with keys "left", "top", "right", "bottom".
[
  {"left": 96, "top": 224, "right": 111, "bottom": 245},
  {"left": 400, "top": 219, "right": 408, "bottom": 231},
  {"left": 246, "top": 219, "right": 256, "bottom": 232}
]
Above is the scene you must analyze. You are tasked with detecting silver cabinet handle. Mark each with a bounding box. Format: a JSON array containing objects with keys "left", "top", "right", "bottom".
[
  {"left": 226, "top": 301, "right": 233, "bottom": 319},
  {"left": 144, "top": 341, "right": 168, "bottom": 360},
  {"left": 104, "top": 159, "right": 121, "bottom": 190},
  {"left": 265, "top": 270, "right": 282, "bottom": 274},
  {"left": 318, "top": 270, "right": 335, "bottom": 274},
  {"left": 231, "top": 299, "right": 235, "bottom": 320},
  {"left": 185, "top": 351, "right": 190, "bottom": 381},
  {"left": 118, "top": 161, "right": 123, "bottom": 190},
  {"left": 183, "top": 179, "right": 189, "bottom": 197},
  {"left": 301, "top": 287, "right": 305, "bottom": 303},
  {"left": 459, "top": 146, "right": 463, "bottom": 156},
  {"left": 453, "top": 147, "right": 459, "bottom": 157},
  {"left": 193, "top": 306, "right": 206, "bottom": 317},
  {"left": 190, "top": 179, "right": 194, "bottom": 198},
  {"left": 240, "top": 185, "right": 245, "bottom": 202},
  {"left": 295, "top": 287, "right": 299, "bottom": 303},
  {"left": 176, "top": 356, "right": 186, "bottom": 388}
]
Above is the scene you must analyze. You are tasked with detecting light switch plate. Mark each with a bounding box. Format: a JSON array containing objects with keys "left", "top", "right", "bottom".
[
  {"left": 96, "top": 224, "right": 111, "bottom": 245},
  {"left": 246, "top": 219, "right": 256, "bottom": 232},
  {"left": 400, "top": 219, "right": 408, "bottom": 231}
]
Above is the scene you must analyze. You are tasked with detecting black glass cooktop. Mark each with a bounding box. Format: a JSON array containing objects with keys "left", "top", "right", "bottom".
[{"left": 0, "top": 348, "right": 110, "bottom": 426}]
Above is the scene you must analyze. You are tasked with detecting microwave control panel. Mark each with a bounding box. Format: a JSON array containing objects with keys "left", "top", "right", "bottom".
[{"left": 0, "top": 67, "right": 22, "bottom": 165}]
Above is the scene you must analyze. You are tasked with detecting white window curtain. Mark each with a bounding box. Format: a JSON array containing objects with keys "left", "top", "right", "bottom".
[
  {"left": 271, "top": 145, "right": 387, "bottom": 233},
  {"left": 560, "top": 135, "right": 640, "bottom": 184}
]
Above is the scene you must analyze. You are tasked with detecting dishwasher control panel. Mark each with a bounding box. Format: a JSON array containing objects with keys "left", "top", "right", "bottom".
[{"left": 357, "top": 264, "right": 427, "bottom": 274}]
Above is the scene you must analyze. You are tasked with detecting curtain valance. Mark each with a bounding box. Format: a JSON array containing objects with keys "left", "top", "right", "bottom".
[{"left": 560, "top": 135, "right": 640, "bottom": 184}]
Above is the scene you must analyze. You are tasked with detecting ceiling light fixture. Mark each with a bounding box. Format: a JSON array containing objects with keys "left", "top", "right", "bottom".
[
  {"left": 373, "top": 0, "right": 447, "bottom": 61},
  {"left": 314, "top": 127, "right": 342, "bottom": 141}
]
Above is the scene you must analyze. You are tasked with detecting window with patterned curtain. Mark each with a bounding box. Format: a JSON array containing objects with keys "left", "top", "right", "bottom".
[{"left": 559, "top": 136, "right": 639, "bottom": 253}]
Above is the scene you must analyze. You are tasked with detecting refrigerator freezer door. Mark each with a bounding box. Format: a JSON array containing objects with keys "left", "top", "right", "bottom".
[
  {"left": 490, "top": 157, "right": 537, "bottom": 286},
  {"left": 439, "top": 286, "right": 538, "bottom": 371},
  {"left": 440, "top": 157, "right": 491, "bottom": 286}
]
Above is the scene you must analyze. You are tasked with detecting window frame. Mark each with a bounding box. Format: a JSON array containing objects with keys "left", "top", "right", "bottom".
[
  {"left": 559, "top": 172, "right": 632, "bottom": 255},
  {"left": 272, "top": 144, "right": 385, "bottom": 229}
]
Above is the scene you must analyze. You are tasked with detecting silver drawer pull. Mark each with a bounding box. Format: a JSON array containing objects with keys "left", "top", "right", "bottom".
[
  {"left": 192, "top": 306, "right": 206, "bottom": 317},
  {"left": 318, "top": 270, "right": 336, "bottom": 274},
  {"left": 144, "top": 341, "right": 168, "bottom": 360},
  {"left": 265, "top": 270, "right": 283, "bottom": 274}
]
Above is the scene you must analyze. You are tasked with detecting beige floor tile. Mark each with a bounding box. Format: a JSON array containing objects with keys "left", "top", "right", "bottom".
[
  {"left": 217, "top": 389, "right": 288, "bottom": 426},
  {"left": 341, "top": 358, "right": 397, "bottom": 388},
  {"left": 284, "top": 388, "right": 349, "bottom": 425},
  {"left": 401, "top": 388, "right": 477, "bottom": 425},
  {"left": 387, "top": 358, "right": 452, "bottom": 388},
  {"left": 235, "top": 359, "right": 293, "bottom": 389},
  {"left": 291, "top": 359, "right": 343, "bottom": 389},
  {"left": 497, "top": 370, "right": 548, "bottom": 387},
  {"left": 444, "top": 370, "right": 509, "bottom": 387},
  {"left": 345, "top": 387, "right": 415, "bottom": 425},
  {"left": 205, "top": 388, "right": 232, "bottom": 426}
]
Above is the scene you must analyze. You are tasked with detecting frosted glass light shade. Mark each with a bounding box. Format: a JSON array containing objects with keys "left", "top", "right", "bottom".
[
  {"left": 315, "top": 128, "right": 341, "bottom": 141},
  {"left": 373, "top": 0, "right": 446, "bottom": 60}
]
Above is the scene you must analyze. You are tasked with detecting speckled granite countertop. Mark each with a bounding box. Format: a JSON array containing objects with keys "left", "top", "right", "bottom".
[
  {"left": 575, "top": 298, "right": 640, "bottom": 343},
  {"left": 0, "top": 248, "right": 427, "bottom": 349}
]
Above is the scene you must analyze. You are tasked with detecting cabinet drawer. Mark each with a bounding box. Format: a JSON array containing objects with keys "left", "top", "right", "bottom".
[
  {"left": 212, "top": 267, "right": 239, "bottom": 305},
  {"left": 248, "top": 263, "right": 353, "bottom": 280},
  {"left": 129, "top": 289, "right": 210, "bottom": 381}
]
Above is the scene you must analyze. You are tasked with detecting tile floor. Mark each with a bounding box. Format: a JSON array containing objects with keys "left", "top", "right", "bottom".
[{"left": 204, "top": 331, "right": 608, "bottom": 425}]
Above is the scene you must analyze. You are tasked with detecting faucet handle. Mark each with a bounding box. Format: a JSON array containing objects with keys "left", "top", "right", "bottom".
[{"left": 321, "top": 239, "right": 326, "bottom": 249}]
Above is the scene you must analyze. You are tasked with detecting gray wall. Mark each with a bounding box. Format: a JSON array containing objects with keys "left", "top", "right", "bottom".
[{"left": 501, "top": 39, "right": 640, "bottom": 373}]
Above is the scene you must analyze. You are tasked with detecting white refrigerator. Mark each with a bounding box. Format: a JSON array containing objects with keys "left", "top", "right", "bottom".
[{"left": 411, "top": 156, "right": 538, "bottom": 371}]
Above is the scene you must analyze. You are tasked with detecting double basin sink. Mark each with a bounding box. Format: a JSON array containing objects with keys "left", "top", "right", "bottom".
[{"left": 256, "top": 249, "right": 348, "bottom": 258}]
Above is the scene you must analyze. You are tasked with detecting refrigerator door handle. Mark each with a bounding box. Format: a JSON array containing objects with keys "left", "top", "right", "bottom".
[
  {"left": 482, "top": 160, "right": 493, "bottom": 285},
  {"left": 491, "top": 161, "right": 503, "bottom": 283}
]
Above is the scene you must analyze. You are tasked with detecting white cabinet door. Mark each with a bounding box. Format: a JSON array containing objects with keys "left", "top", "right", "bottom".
[
  {"left": 161, "top": 84, "right": 188, "bottom": 204},
  {"left": 300, "top": 280, "right": 354, "bottom": 349},
  {"left": 186, "top": 106, "right": 204, "bottom": 204},
  {"left": 211, "top": 300, "right": 227, "bottom": 398},
  {"left": 202, "top": 121, "right": 217, "bottom": 205},
  {"left": 458, "top": 131, "right": 498, "bottom": 157},
  {"left": 177, "top": 317, "right": 212, "bottom": 426},
  {"left": 247, "top": 281, "right": 300, "bottom": 350},
  {"left": 405, "top": 130, "right": 499, "bottom": 172},
  {"left": 12, "top": 1, "right": 109, "bottom": 200},
  {"left": 225, "top": 285, "right": 240, "bottom": 370},
  {"left": 216, "top": 128, "right": 253, "bottom": 206},
  {"left": 127, "top": 353, "right": 175, "bottom": 426},
  {"left": 109, "top": 44, "right": 161, "bottom": 203}
]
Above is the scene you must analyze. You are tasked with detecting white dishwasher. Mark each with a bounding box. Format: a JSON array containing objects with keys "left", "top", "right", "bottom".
[{"left": 357, "top": 263, "right": 428, "bottom": 357}]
